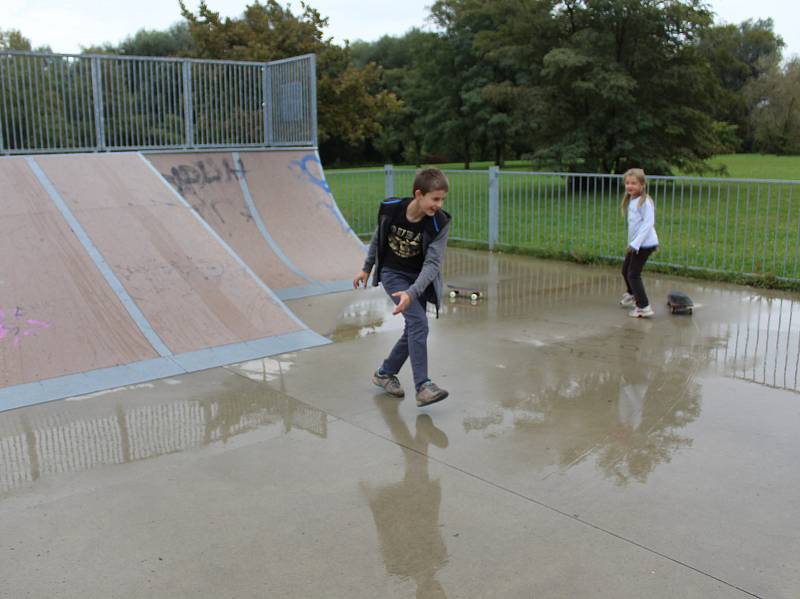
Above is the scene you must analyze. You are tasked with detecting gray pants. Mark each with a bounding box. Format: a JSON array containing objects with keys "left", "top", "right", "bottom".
[{"left": 380, "top": 268, "right": 429, "bottom": 389}]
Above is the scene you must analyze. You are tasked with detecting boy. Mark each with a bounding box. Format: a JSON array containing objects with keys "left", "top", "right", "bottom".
[{"left": 353, "top": 168, "right": 451, "bottom": 407}]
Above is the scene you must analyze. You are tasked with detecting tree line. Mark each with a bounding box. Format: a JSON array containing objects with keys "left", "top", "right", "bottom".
[{"left": 2, "top": 0, "right": 798, "bottom": 173}]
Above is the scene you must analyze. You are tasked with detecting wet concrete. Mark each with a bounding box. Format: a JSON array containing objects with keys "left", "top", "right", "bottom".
[{"left": 1, "top": 248, "right": 798, "bottom": 598}]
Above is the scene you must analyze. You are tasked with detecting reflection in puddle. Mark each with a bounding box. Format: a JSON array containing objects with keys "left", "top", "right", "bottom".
[
  {"left": 361, "top": 398, "right": 449, "bottom": 598},
  {"left": 714, "top": 295, "right": 800, "bottom": 392},
  {"left": 444, "top": 249, "right": 800, "bottom": 394},
  {"left": 327, "top": 297, "right": 408, "bottom": 342},
  {"left": 229, "top": 355, "right": 296, "bottom": 383},
  {"left": 462, "top": 326, "right": 707, "bottom": 485},
  {"left": 0, "top": 371, "right": 327, "bottom": 494}
]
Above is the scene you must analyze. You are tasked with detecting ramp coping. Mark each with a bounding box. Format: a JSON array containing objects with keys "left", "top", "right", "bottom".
[{"left": 0, "top": 330, "right": 330, "bottom": 412}]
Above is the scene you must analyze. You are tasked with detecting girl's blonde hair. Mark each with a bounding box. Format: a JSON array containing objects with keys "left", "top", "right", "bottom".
[{"left": 620, "top": 168, "right": 651, "bottom": 214}]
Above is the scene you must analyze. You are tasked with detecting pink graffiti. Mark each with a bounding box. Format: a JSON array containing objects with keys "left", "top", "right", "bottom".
[{"left": 0, "top": 308, "right": 51, "bottom": 347}]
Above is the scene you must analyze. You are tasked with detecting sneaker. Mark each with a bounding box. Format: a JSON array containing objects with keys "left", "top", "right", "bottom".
[
  {"left": 619, "top": 292, "right": 635, "bottom": 307},
  {"left": 372, "top": 370, "right": 404, "bottom": 397},
  {"left": 629, "top": 305, "right": 654, "bottom": 318},
  {"left": 416, "top": 381, "right": 449, "bottom": 407}
]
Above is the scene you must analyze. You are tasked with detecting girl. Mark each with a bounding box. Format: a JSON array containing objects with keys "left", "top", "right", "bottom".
[{"left": 619, "top": 168, "right": 659, "bottom": 318}]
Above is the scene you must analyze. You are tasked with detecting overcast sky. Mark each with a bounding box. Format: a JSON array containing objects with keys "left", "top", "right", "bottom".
[{"left": 6, "top": 0, "right": 798, "bottom": 60}]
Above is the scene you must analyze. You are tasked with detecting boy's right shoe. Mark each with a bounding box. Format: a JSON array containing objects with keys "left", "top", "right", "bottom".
[
  {"left": 619, "top": 292, "right": 636, "bottom": 307},
  {"left": 629, "top": 305, "right": 654, "bottom": 318},
  {"left": 372, "top": 370, "right": 405, "bottom": 397},
  {"left": 416, "top": 381, "right": 449, "bottom": 407}
]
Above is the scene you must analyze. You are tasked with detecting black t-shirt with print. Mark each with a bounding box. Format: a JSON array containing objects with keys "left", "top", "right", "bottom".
[{"left": 382, "top": 210, "right": 425, "bottom": 274}]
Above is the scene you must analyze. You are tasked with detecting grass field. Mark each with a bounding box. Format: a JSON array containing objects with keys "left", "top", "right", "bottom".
[
  {"left": 328, "top": 154, "right": 800, "bottom": 180},
  {"left": 326, "top": 155, "right": 800, "bottom": 286},
  {"left": 693, "top": 154, "right": 800, "bottom": 181}
]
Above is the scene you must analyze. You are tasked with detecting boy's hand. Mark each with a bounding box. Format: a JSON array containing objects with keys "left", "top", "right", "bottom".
[
  {"left": 391, "top": 291, "right": 411, "bottom": 315},
  {"left": 353, "top": 271, "right": 369, "bottom": 289}
]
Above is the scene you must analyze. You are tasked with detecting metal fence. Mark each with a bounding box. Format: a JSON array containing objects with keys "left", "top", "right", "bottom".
[
  {"left": 328, "top": 166, "right": 800, "bottom": 281},
  {"left": 0, "top": 51, "right": 316, "bottom": 154}
]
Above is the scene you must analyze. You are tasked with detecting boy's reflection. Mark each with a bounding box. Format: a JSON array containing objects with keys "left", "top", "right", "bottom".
[{"left": 361, "top": 398, "right": 449, "bottom": 599}]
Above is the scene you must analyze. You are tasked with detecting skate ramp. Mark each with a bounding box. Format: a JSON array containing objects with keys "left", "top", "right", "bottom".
[
  {"left": 0, "top": 157, "right": 158, "bottom": 389},
  {"left": 0, "top": 153, "right": 329, "bottom": 412},
  {"left": 237, "top": 151, "right": 366, "bottom": 288},
  {"left": 150, "top": 150, "right": 365, "bottom": 300},
  {"left": 147, "top": 153, "right": 311, "bottom": 295}
]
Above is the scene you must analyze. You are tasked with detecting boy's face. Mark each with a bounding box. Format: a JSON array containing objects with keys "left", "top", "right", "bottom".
[{"left": 414, "top": 189, "right": 447, "bottom": 216}]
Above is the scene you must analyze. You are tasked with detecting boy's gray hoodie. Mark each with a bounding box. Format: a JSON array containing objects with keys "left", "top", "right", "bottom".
[{"left": 361, "top": 197, "right": 451, "bottom": 314}]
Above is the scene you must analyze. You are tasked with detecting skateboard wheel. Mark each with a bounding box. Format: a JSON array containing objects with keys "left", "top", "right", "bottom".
[
  {"left": 470, "top": 293, "right": 479, "bottom": 301},
  {"left": 449, "top": 290, "right": 457, "bottom": 298}
]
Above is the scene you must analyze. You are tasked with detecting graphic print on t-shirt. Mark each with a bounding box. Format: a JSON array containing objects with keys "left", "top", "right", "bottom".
[{"left": 388, "top": 224, "right": 422, "bottom": 259}]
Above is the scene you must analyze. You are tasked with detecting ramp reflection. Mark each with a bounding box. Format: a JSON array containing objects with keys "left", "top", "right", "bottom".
[{"left": 0, "top": 368, "right": 326, "bottom": 494}]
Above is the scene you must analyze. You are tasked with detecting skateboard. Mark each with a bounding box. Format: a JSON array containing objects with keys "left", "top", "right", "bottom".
[
  {"left": 447, "top": 284, "right": 483, "bottom": 301},
  {"left": 667, "top": 290, "right": 693, "bottom": 315}
]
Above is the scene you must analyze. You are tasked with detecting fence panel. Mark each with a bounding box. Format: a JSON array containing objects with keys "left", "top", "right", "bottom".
[
  {"left": 0, "top": 51, "right": 316, "bottom": 153},
  {"left": 331, "top": 167, "right": 800, "bottom": 281}
]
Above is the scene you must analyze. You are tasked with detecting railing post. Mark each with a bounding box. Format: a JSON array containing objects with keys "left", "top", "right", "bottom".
[
  {"left": 309, "top": 54, "right": 318, "bottom": 147},
  {"left": 90, "top": 57, "right": 105, "bottom": 151},
  {"left": 384, "top": 164, "right": 394, "bottom": 198},
  {"left": 182, "top": 61, "right": 194, "bottom": 148},
  {"left": 263, "top": 63, "right": 273, "bottom": 147},
  {"left": 488, "top": 165, "right": 500, "bottom": 250}
]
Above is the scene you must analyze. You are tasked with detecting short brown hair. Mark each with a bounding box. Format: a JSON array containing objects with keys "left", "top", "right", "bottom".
[{"left": 413, "top": 168, "right": 449, "bottom": 195}]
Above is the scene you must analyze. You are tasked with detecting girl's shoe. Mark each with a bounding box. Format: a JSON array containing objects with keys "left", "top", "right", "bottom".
[
  {"left": 619, "top": 292, "right": 636, "bottom": 307},
  {"left": 629, "top": 305, "right": 654, "bottom": 318}
]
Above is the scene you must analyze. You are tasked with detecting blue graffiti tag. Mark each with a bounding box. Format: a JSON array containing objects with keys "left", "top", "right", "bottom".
[{"left": 289, "top": 154, "right": 353, "bottom": 234}]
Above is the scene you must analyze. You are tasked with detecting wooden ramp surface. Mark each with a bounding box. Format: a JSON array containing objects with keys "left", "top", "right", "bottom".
[
  {"left": 238, "top": 150, "right": 366, "bottom": 283},
  {"left": 147, "top": 153, "right": 309, "bottom": 292},
  {"left": 0, "top": 157, "right": 157, "bottom": 389},
  {"left": 35, "top": 153, "right": 303, "bottom": 355},
  {"left": 1, "top": 153, "right": 328, "bottom": 411}
]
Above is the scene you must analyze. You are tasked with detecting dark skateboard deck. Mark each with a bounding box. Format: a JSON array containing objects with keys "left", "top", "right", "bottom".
[{"left": 667, "top": 291, "right": 694, "bottom": 315}]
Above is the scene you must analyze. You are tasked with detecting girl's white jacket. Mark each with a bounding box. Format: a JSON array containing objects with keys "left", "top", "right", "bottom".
[{"left": 627, "top": 196, "right": 659, "bottom": 251}]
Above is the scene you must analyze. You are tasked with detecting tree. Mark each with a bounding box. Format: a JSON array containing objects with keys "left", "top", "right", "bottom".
[
  {"left": 179, "top": 0, "right": 400, "bottom": 153},
  {"left": 0, "top": 29, "right": 37, "bottom": 51},
  {"left": 698, "top": 19, "right": 784, "bottom": 151},
  {"left": 119, "top": 23, "right": 197, "bottom": 57},
  {"left": 745, "top": 58, "right": 800, "bottom": 154}
]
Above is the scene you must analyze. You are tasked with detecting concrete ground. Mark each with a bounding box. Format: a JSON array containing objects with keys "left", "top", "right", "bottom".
[{"left": 1, "top": 248, "right": 798, "bottom": 598}]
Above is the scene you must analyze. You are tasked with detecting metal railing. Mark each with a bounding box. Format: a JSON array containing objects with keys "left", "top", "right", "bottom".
[
  {"left": 327, "top": 166, "right": 800, "bottom": 281},
  {"left": 0, "top": 50, "right": 316, "bottom": 154}
]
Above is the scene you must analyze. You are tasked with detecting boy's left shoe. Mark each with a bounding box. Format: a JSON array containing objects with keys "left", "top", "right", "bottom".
[
  {"left": 416, "top": 381, "right": 449, "bottom": 407},
  {"left": 629, "top": 305, "right": 654, "bottom": 318}
]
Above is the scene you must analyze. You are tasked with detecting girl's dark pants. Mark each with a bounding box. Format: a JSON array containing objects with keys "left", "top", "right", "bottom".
[
  {"left": 622, "top": 247, "right": 656, "bottom": 308},
  {"left": 379, "top": 267, "right": 429, "bottom": 390}
]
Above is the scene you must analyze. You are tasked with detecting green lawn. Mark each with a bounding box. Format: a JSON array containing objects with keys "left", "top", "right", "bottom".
[
  {"left": 693, "top": 154, "right": 800, "bottom": 181},
  {"left": 327, "top": 154, "right": 800, "bottom": 181}
]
